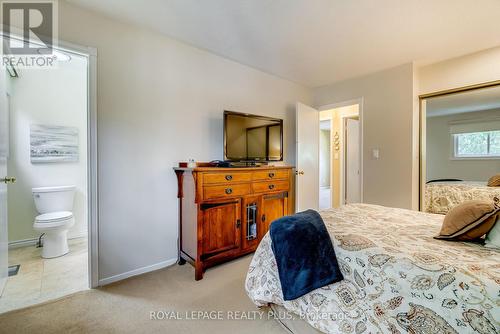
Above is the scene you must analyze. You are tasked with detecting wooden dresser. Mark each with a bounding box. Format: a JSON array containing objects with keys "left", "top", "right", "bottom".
[{"left": 174, "top": 165, "right": 293, "bottom": 280}]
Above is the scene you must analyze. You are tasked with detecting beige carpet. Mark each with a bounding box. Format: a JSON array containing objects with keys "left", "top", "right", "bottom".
[{"left": 0, "top": 255, "right": 286, "bottom": 334}]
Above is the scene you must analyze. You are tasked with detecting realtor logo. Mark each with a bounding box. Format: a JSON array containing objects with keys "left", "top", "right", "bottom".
[{"left": 1, "top": 0, "right": 58, "bottom": 68}]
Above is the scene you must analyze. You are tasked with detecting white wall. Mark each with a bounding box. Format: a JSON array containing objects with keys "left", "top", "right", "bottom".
[
  {"left": 419, "top": 46, "right": 500, "bottom": 94},
  {"left": 7, "top": 56, "right": 88, "bottom": 243},
  {"left": 314, "top": 64, "right": 416, "bottom": 209},
  {"left": 426, "top": 109, "right": 500, "bottom": 181},
  {"left": 53, "top": 1, "right": 311, "bottom": 282}
]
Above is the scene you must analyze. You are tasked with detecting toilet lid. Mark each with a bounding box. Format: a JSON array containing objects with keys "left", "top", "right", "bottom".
[{"left": 35, "top": 211, "right": 73, "bottom": 223}]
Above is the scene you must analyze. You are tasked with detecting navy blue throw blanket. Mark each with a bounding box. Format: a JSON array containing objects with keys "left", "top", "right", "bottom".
[{"left": 269, "top": 210, "right": 343, "bottom": 300}]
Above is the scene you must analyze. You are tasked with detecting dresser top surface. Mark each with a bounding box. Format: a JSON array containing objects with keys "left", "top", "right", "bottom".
[{"left": 174, "top": 165, "right": 294, "bottom": 172}]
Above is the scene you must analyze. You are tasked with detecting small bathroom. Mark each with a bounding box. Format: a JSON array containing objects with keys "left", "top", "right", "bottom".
[{"left": 0, "top": 46, "right": 89, "bottom": 313}]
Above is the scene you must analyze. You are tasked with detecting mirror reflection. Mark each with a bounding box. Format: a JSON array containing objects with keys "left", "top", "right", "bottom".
[
  {"left": 424, "top": 85, "right": 500, "bottom": 214},
  {"left": 225, "top": 113, "right": 282, "bottom": 161}
]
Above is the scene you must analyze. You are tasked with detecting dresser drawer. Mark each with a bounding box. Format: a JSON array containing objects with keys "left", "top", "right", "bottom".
[
  {"left": 203, "top": 183, "right": 251, "bottom": 200},
  {"left": 252, "top": 180, "right": 289, "bottom": 194},
  {"left": 253, "top": 169, "right": 289, "bottom": 181},
  {"left": 203, "top": 172, "right": 252, "bottom": 185}
]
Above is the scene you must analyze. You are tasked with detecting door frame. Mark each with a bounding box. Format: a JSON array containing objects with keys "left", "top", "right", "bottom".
[
  {"left": 318, "top": 98, "right": 364, "bottom": 205},
  {"left": 0, "top": 30, "right": 99, "bottom": 288},
  {"left": 418, "top": 80, "right": 500, "bottom": 211},
  {"left": 318, "top": 112, "right": 334, "bottom": 208},
  {"left": 343, "top": 116, "right": 361, "bottom": 204}
]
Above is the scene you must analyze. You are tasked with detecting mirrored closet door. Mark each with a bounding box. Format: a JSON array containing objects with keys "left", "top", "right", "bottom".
[{"left": 421, "top": 84, "right": 500, "bottom": 214}]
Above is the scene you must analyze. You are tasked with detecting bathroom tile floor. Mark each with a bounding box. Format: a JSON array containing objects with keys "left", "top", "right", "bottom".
[{"left": 0, "top": 237, "right": 89, "bottom": 314}]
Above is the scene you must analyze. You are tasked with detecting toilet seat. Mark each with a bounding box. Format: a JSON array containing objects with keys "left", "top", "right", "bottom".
[
  {"left": 35, "top": 211, "right": 73, "bottom": 223},
  {"left": 34, "top": 211, "right": 74, "bottom": 230}
]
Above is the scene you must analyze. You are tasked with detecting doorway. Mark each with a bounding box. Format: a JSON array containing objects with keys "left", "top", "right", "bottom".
[
  {"left": 318, "top": 102, "right": 362, "bottom": 208},
  {"left": 295, "top": 100, "right": 363, "bottom": 211},
  {"left": 0, "top": 35, "right": 98, "bottom": 313}
]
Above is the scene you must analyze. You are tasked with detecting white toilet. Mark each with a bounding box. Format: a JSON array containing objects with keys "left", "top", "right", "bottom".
[{"left": 32, "top": 185, "right": 76, "bottom": 258}]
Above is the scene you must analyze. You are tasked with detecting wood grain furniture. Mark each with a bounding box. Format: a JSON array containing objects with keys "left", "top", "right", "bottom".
[{"left": 174, "top": 165, "right": 293, "bottom": 280}]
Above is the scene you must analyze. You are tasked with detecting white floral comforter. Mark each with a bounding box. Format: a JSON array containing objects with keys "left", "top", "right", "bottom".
[
  {"left": 246, "top": 204, "right": 500, "bottom": 334},
  {"left": 425, "top": 181, "right": 500, "bottom": 215}
]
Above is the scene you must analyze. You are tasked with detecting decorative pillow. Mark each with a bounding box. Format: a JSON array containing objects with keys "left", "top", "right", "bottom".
[
  {"left": 485, "top": 220, "right": 500, "bottom": 249},
  {"left": 487, "top": 174, "right": 500, "bottom": 187},
  {"left": 435, "top": 199, "right": 499, "bottom": 241}
]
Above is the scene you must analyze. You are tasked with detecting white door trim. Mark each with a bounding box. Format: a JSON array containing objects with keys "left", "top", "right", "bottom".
[
  {"left": 342, "top": 117, "right": 361, "bottom": 204},
  {"left": 419, "top": 99, "right": 427, "bottom": 212},
  {"left": 317, "top": 98, "right": 364, "bottom": 205},
  {"left": 87, "top": 48, "right": 99, "bottom": 289},
  {"left": 0, "top": 30, "right": 99, "bottom": 288}
]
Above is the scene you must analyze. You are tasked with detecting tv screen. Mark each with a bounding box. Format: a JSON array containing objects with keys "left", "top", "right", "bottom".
[{"left": 224, "top": 111, "right": 283, "bottom": 162}]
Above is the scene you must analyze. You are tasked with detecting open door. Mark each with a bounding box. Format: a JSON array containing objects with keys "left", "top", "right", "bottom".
[
  {"left": 345, "top": 118, "right": 360, "bottom": 203},
  {"left": 296, "top": 102, "right": 319, "bottom": 211},
  {"left": 0, "top": 65, "right": 9, "bottom": 295}
]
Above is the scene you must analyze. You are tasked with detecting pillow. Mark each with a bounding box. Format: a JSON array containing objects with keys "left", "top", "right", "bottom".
[
  {"left": 487, "top": 174, "right": 500, "bottom": 187},
  {"left": 435, "top": 199, "right": 499, "bottom": 241}
]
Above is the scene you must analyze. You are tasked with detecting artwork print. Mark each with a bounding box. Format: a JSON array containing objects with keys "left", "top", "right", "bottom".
[{"left": 30, "top": 124, "right": 79, "bottom": 163}]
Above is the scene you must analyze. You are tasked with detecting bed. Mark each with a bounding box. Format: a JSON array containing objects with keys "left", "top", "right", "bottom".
[
  {"left": 246, "top": 204, "right": 499, "bottom": 334},
  {"left": 425, "top": 181, "right": 500, "bottom": 215}
]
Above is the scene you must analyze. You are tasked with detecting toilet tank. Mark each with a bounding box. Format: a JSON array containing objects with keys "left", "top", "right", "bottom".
[{"left": 32, "top": 185, "right": 76, "bottom": 214}]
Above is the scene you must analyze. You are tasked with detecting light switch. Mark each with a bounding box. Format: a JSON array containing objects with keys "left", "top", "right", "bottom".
[{"left": 372, "top": 149, "right": 380, "bottom": 160}]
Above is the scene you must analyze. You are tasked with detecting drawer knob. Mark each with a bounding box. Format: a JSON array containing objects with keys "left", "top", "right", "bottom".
[
  {"left": 268, "top": 184, "right": 275, "bottom": 190},
  {"left": 268, "top": 172, "right": 275, "bottom": 178},
  {"left": 225, "top": 188, "right": 233, "bottom": 194},
  {"left": 225, "top": 175, "right": 233, "bottom": 181}
]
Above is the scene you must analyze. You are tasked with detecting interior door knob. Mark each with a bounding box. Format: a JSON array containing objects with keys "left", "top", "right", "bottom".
[
  {"left": 295, "top": 171, "right": 304, "bottom": 175},
  {"left": 1, "top": 177, "right": 16, "bottom": 184}
]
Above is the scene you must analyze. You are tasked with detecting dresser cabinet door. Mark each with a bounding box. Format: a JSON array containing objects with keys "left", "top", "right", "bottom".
[
  {"left": 260, "top": 192, "right": 288, "bottom": 239},
  {"left": 200, "top": 200, "right": 241, "bottom": 259}
]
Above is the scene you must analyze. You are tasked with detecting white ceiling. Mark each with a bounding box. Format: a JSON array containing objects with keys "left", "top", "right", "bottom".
[
  {"left": 66, "top": 0, "right": 500, "bottom": 87},
  {"left": 426, "top": 85, "right": 500, "bottom": 117}
]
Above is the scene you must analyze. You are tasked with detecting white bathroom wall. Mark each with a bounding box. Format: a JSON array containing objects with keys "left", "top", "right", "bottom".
[{"left": 7, "top": 55, "right": 88, "bottom": 243}]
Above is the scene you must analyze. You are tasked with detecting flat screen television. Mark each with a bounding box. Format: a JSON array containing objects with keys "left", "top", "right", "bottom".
[{"left": 224, "top": 110, "right": 283, "bottom": 162}]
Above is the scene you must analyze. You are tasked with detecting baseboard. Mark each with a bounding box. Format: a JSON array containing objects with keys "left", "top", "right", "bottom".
[
  {"left": 98, "top": 258, "right": 178, "bottom": 286},
  {"left": 68, "top": 231, "right": 88, "bottom": 240},
  {"left": 8, "top": 232, "right": 88, "bottom": 249},
  {"left": 8, "top": 238, "right": 37, "bottom": 249}
]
